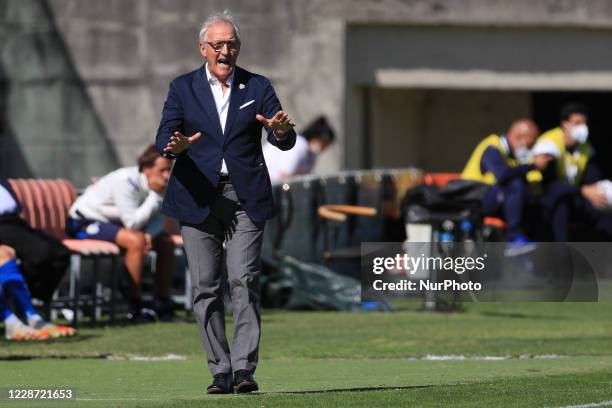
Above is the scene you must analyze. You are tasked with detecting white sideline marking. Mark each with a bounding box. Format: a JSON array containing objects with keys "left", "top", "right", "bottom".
[
  {"left": 553, "top": 400, "right": 612, "bottom": 408},
  {"left": 104, "top": 353, "right": 187, "bottom": 361},
  {"left": 101, "top": 353, "right": 570, "bottom": 362},
  {"left": 404, "top": 354, "right": 569, "bottom": 361}
]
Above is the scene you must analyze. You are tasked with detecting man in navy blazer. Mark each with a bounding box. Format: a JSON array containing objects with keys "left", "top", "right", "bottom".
[{"left": 155, "top": 10, "right": 296, "bottom": 394}]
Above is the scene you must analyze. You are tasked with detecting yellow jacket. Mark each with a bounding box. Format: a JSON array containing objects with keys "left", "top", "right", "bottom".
[
  {"left": 462, "top": 134, "right": 541, "bottom": 185},
  {"left": 536, "top": 127, "right": 592, "bottom": 186}
]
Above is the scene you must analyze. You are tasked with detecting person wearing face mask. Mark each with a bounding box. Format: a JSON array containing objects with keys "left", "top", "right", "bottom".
[
  {"left": 462, "top": 119, "right": 551, "bottom": 245},
  {"left": 263, "top": 116, "right": 335, "bottom": 184},
  {"left": 533, "top": 103, "right": 612, "bottom": 241}
]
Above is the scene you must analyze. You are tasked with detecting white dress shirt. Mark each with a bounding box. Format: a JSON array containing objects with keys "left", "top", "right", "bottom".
[
  {"left": 69, "top": 166, "right": 163, "bottom": 230},
  {"left": 205, "top": 63, "right": 234, "bottom": 176},
  {"left": 0, "top": 184, "right": 18, "bottom": 215}
]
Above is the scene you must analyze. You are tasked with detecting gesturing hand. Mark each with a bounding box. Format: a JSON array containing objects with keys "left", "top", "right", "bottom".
[
  {"left": 581, "top": 184, "right": 607, "bottom": 209},
  {"left": 256, "top": 111, "right": 295, "bottom": 137},
  {"left": 164, "top": 131, "right": 202, "bottom": 154}
]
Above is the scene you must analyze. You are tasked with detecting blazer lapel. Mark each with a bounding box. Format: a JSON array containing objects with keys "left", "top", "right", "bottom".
[
  {"left": 191, "top": 66, "right": 224, "bottom": 144},
  {"left": 223, "top": 67, "right": 248, "bottom": 142}
]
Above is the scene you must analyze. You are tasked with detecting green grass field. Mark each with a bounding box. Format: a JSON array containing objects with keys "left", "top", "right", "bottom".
[{"left": 1, "top": 302, "right": 612, "bottom": 407}]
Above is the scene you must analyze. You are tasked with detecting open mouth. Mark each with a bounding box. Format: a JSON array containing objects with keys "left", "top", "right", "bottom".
[{"left": 217, "top": 58, "right": 232, "bottom": 68}]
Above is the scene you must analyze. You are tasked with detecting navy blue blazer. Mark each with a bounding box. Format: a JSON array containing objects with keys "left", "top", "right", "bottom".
[{"left": 155, "top": 65, "right": 296, "bottom": 224}]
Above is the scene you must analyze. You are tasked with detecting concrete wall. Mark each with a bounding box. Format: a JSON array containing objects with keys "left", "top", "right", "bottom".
[
  {"left": 0, "top": 0, "right": 120, "bottom": 186},
  {"left": 344, "top": 22, "right": 612, "bottom": 170},
  {"left": 369, "top": 89, "right": 531, "bottom": 171},
  {"left": 6, "top": 0, "right": 612, "bottom": 183}
]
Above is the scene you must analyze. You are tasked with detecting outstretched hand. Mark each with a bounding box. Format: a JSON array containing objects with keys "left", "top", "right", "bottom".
[
  {"left": 581, "top": 184, "right": 607, "bottom": 209},
  {"left": 164, "top": 131, "right": 202, "bottom": 154},
  {"left": 256, "top": 111, "right": 295, "bottom": 137}
]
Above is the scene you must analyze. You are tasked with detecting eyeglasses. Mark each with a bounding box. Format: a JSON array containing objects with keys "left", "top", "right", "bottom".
[{"left": 205, "top": 40, "right": 240, "bottom": 52}]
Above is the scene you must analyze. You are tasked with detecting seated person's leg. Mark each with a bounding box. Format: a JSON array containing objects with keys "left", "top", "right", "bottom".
[
  {"left": 115, "top": 229, "right": 158, "bottom": 322},
  {"left": 576, "top": 196, "right": 612, "bottom": 241},
  {"left": 0, "top": 245, "right": 75, "bottom": 339},
  {"left": 152, "top": 231, "right": 177, "bottom": 319},
  {"left": 0, "top": 292, "right": 44, "bottom": 341},
  {"left": 483, "top": 180, "right": 529, "bottom": 241},
  {"left": 482, "top": 184, "right": 504, "bottom": 218},
  {"left": 550, "top": 198, "right": 571, "bottom": 242},
  {"left": 539, "top": 181, "right": 577, "bottom": 242},
  {"left": 595, "top": 214, "right": 612, "bottom": 241},
  {"left": 0, "top": 246, "right": 36, "bottom": 320},
  {"left": 0, "top": 220, "right": 70, "bottom": 302},
  {"left": 68, "top": 219, "right": 157, "bottom": 322},
  {"left": 500, "top": 178, "right": 528, "bottom": 241},
  {"left": 68, "top": 219, "right": 143, "bottom": 298},
  {"left": 115, "top": 229, "right": 146, "bottom": 299},
  {"left": 0, "top": 246, "right": 46, "bottom": 341}
]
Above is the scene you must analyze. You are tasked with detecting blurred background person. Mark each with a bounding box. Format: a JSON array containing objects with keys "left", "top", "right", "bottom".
[
  {"left": 67, "top": 145, "right": 177, "bottom": 322},
  {"left": 0, "top": 244, "right": 75, "bottom": 341},
  {"left": 263, "top": 115, "right": 335, "bottom": 183},
  {"left": 0, "top": 179, "right": 70, "bottom": 305},
  {"left": 534, "top": 103, "right": 612, "bottom": 241},
  {"left": 462, "top": 119, "right": 552, "bottom": 247}
]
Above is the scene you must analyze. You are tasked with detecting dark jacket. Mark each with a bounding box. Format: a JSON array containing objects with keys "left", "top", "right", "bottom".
[{"left": 155, "top": 65, "right": 296, "bottom": 224}]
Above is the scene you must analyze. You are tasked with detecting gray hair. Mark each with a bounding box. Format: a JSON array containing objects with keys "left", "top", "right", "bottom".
[{"left": 198, "top": 10, "right": 241, "bottom": 43}]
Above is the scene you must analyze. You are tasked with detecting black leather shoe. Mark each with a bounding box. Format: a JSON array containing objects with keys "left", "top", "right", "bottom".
[
  {"left": 234, "top": 370, "right": 258, "bottom": 393},
  {"left": 207, "top": 373, "right": 233, "bottom": 394}
]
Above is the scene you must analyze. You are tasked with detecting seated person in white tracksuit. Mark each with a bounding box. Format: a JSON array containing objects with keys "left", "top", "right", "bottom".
[{"left": 67, "top": 145, "right": 176, "bottom": 322}]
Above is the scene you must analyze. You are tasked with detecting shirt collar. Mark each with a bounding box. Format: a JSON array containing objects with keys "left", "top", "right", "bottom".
[
  {"left": 500, "top": 134, "right": 511, "bottom": 156},
  {"left": 205, "top": 62, "right": 235, "bottom": 87}
]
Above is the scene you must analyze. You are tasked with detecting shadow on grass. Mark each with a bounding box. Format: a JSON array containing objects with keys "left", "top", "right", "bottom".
[
  {"left": 0, "top": 332, "right": 99, "bottom": 344},
  {"left": 480, "top": 311, "right": 569, "bottom": 320},
  {"left": 0, "top": 333, "right": 102, "bottom": 360},
  {"left": 0, "top": 353, "right": 103, "bottom": 361},
  {"left": 80, "top": 315, "right": 197, "bottom": 327},
  {"left": 264, "top": 384, "right": 437, "bottom": 395}
]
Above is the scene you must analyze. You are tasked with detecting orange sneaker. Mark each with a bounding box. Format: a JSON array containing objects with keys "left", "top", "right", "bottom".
[
  {"left": 5, "top": 321, "right": 51, "bottom": 341},
  {"left": 29, "top": 320, "right": 76, "bottom": 339}
]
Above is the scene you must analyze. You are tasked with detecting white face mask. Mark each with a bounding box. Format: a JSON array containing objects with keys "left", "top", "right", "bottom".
[
  {"left": 570, "top": 124, "right": 589, "bottom": 144},
  {"left": 514, "top": 146, "right": 532, "bottom": 164}
]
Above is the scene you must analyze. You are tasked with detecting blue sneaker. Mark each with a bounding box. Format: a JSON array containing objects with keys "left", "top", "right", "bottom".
[{"left": 504, "top": 235, "right": 537, "bottom": 257}]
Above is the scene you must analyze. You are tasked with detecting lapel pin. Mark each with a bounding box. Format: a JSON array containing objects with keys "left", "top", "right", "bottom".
[{"left": 239, "top": 83, "right": 246, "bottom": 89}]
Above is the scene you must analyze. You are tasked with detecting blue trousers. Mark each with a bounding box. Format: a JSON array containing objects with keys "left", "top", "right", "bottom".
[
  {"left": 482, "top": 178, "right": 529, "bottom": 240},
  {"left": 540, "top": 181, "right": 612, "bottom": 241}
]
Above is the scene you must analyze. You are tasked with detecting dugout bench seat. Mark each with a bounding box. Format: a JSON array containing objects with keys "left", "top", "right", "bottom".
[{"left": 8, "top": 178, "right": 122, "bottom": 326}]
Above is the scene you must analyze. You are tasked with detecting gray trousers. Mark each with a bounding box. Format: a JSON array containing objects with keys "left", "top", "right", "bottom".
[{"left": 180, "top": 183, "right": 264, "bottom": 376}]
